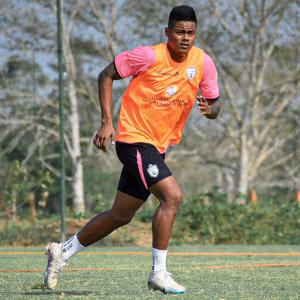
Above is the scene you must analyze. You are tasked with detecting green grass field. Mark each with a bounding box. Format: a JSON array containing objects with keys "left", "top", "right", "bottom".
[{"left": 1, "top": 245, "right": 300, "bottom": 299}]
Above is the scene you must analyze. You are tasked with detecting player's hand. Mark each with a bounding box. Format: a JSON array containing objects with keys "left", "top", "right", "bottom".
[
  {"left": 197, "top": 96, "right": 210, "bottom": 116},
  {"left": 93, "top": 122, "right": 115, "bottom": 152}
]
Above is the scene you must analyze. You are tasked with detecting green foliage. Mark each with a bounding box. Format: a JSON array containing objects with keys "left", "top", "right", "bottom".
[
  {"left": 137, "top": 190, "right": 300, "bottom": 245},
  {"left": 0, "top": 216, "right": 143, "bottom": 246},
  {"left": 170, "top": 192, "right": 300, "bottom": 245},
  {"left": 1, "top": 160, "right": 55, "bottom": 218},
  {"left": 84, "top": 164, "right": 120, "bottom": 212},
  {"left": 0, "top": 222, "right": 60, "bottom": 246}
]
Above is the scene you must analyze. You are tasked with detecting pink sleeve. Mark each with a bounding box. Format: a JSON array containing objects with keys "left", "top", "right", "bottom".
[
  {"left": 114, "top": 46, "right": 155, "bottom": 78},
  {"left": 199, "top": 53, "right": 219, "bottom": 99}
]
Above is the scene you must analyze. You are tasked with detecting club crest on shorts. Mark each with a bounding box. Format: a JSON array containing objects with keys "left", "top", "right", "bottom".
[
  {"left": 186, "top": 66, "right": 196, "bottom": 80},
  {"left": 147, "top": 164, "right": 159, "bottom": 178}
]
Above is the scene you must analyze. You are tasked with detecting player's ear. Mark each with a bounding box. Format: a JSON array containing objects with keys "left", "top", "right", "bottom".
[{"left": 165, "top": 27, "right": 171, "bottom": 38}]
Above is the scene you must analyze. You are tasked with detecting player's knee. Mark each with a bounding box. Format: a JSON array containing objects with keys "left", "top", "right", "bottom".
[
  {"left": 164, "top": 189, "right": 183, "bottom": 210},
  {"left": 174, "top": 189, "right": 183, "bottom": 206}
]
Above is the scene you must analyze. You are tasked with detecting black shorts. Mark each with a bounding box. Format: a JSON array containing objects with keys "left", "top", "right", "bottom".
[{"left": 116, "top": 142, "right": 172, "bottom": 201}]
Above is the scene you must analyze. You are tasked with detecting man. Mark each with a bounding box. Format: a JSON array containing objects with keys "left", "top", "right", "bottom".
[{"left": 44, "top": 5, "right": 220, "bottom": 295}]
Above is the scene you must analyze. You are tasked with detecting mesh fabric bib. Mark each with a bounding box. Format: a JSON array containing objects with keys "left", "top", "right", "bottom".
[{"left": 116, "top": 43, "right": 204, "bottom": 153}]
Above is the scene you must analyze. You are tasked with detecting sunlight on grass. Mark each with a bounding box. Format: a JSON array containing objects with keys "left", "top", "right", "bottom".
[{"left": 0, "top": 245, "right": 300, "bottom": 299}]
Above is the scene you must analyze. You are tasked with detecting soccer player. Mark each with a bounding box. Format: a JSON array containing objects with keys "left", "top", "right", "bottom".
[{"left": 44, "top": 5, "right": 220, "bottom": 294}]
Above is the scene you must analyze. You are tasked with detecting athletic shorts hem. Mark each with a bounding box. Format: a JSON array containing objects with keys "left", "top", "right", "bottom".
[
  {"left": 117, "top": 189, "right": 147, "bottom": 202},
  {"left": 148, "top": 174, "right": 173, "bottom": 190}
]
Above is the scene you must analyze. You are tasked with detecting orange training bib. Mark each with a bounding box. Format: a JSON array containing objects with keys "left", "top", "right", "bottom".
[{"left": 116, "top": 43, "right": 204, "bottom": 153}]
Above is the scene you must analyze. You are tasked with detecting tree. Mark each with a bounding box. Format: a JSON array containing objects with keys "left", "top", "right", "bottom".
[
  {"left": 194, "top": 0, "right": 300, "bottom": 201},
  {"left": 1, "top": 0, "right": 298, "bottom": 215}
]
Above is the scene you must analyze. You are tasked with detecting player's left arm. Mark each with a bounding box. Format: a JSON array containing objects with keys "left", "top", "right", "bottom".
[{"left": 198, "top": 53, "right": 221, "bottom": 119}]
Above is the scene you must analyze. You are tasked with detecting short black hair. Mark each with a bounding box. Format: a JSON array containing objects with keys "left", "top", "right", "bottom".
[{"left": 168, "top": 5, "right": 197, "bottom": 28}]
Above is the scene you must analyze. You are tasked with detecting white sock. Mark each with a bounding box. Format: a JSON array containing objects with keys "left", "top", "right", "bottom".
[
  {"left": 62, "top": 234, "right": 85, "bottom": 260},
  {"left": 152, "top": 247, "right": 168, "bottom": 272}
]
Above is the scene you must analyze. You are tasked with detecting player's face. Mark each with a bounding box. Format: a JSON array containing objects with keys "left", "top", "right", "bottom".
[{"left": 165, "top": 21, "right": 197, "bottom": 59}]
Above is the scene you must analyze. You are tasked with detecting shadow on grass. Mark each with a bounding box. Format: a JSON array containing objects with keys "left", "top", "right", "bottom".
[{"left": 17, "top": 291, "right": 95, "bottom": 296}]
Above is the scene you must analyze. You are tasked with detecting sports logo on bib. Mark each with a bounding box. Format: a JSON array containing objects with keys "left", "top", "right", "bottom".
[
  {"left": 186, "top": 66, "right": 196, "bottom": 80},
  {"left": 147, "top": 164, "right": 159, "bottom": 178},
  {"left": 166, "top": 85, "right": 178, "bottom": 96}
]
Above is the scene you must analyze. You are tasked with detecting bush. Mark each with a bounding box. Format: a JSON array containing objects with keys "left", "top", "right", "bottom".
[
  {"left": 0, "top": 217, "right": 150, "bottom": 246},
  {"left": 0, "top": 221, "right": 61, "bottom": 246},
  {"left": 136, "top": 191, "right": 300, "bottom": 244},
  {"left": 1, "top": 192, "right": 300, "bottom": 245},
  {"left": 170, "top": 192, "right": 300, "bottom": 244}
]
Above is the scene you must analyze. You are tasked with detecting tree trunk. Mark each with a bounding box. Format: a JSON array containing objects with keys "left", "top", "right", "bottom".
[
  {"left": 63, "top": 11, "right": 85, "bottom": 214},
  {"left": 11, "top": 190, "right": 17, "bottom": 223},
  {"left": 225, "top": 171, "right": 235, "bottom": 203},
  {"left": 28, "top": 191, "right": 36, "bottom": 223},
  {"left": 236, "top": 134, "right": 249, "bottom": 203},
  {"left": 67, "top": 73, "right": 85, "bottom": 214}
]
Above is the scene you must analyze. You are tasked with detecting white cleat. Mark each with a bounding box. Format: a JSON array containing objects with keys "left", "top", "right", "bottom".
[
  {"left": 44, "top": 242, "right": 66, "bottom": 290},
  {"left": 148, "top": 270, "right": 186, "bottom": 294}
]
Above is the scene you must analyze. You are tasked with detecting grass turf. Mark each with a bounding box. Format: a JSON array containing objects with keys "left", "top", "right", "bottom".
[{"left": 0, "top": 245, "right": 300, "bottom": 299}]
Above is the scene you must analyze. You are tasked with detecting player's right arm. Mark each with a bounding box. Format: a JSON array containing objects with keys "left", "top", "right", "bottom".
[
  {"left": 94, "top": 46, "right": 155, "bottom": 151},
  {"left": 93, "top": 62, "right": 121, "bottom": 152}
]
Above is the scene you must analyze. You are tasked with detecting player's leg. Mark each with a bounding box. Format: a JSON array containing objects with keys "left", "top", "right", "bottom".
[
  {"left": 150, "top": 176, "right": 182, "bottom": 250},
  {"left": 44, "top": 186, "right": 144, "bottom": 289},
  {"left": 76, "top": 191, "right": 144, "bottom": 246},
  {"left": 116, "top": 142, "right": 186, "bottom": 294},
  {"left": 147, "top": 176, "right": 186, "bottom": 294}
]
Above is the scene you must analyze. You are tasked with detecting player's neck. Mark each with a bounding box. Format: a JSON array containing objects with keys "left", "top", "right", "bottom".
[{"left": 167, "top": 44, "right": 188, "bottom": 63}]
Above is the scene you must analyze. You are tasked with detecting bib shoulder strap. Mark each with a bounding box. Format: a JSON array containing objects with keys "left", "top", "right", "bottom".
[
  {"left": 190, "top": 46, "right": 205, "bottom": 81},
  {"left": 151, "top": 43, "right": 166, "bottom": 67}
]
